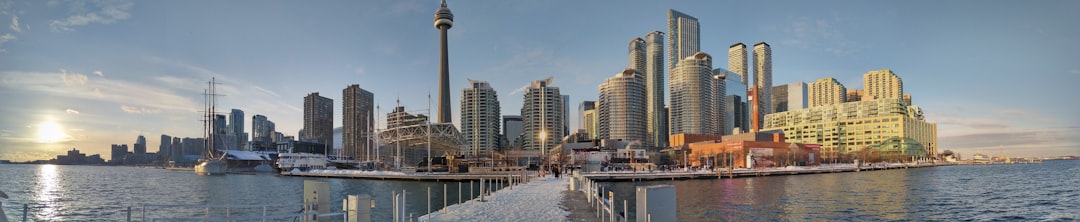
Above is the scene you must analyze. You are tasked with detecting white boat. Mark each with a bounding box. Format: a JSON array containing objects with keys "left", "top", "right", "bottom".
[
  {"left": 275, "top": 153, "right": 328, "bottom": 173},
  {"left": 195, "top": 158, "right": 228, "bottom": 176}
]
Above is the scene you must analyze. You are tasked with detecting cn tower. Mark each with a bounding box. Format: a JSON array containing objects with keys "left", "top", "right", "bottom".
[{"left": 434, "top": 0, "right": 454, "bottom": 124}]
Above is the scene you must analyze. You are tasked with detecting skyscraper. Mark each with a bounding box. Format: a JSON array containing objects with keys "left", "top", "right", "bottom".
[
  {"left": 228, "top": 109, "right": 246, "bottom": 150},
  {"left": 728, "top": 43, "right": 748, "bottom": 85},
  {"left": 562, "top": 94, "right": 570, "bottom": 137},
  {"left": 213, "top": 114, "right": 228, "bottom": 150},
  {"left": 752, "top": 42, "right": 772, "bottom": 128},
  {"left": 667, "top": 9, "right": 700, "bottom": 71},
  {"left": 251, "top": 114, "right": 275, "bottom": 150},
  {"left": 578, "top": 101, "right": 598, "bottom": 139},
  {"left": 461, "top": 80, "right": 501, "bottom": 156},
  {"left": 599, "top": 68, "right": 647, "bottom": 143},
  {"left": 343, "top": 84, "right": 374, "bottom": 160},
  {"left": 303, "top": 92, "right": 333, "bottom": 146},
  {"left": 669, "top": 52, "right": 717, "bottom": 135},
  {"left": 644, "top": 31, "right": 667, "bottom": 148},
  {"left": 772, "top": 82, "right": 807, "bottom": 113},
  {"left": 712, "top": 74, "right": 727, "bottom": 135},
  {"left": 629, "top": 37, "right": 646, "bottom": 74},
  {"left": 134, "top": 135, "right": 146, "bottom": 156},
  {"left": 863, "top": 69, "right": 904, "bottom": 101},
  {"left": 159, "top": 134, "right": 172, "bottom": 159},
  {"left": 717, "top": 68, "right": 748, "bottom": 135},
  {"left": 501, "top": 115, "right": 523, "bottom": 148},
  {"left": 521, "top": 78, "right": 564, "bottom": 152},
  {"left": 434, "top": 0, "right": 454, "bottom": 124},
  {"left": 809, "top": 78, "right": 847, "bottom": 108}
]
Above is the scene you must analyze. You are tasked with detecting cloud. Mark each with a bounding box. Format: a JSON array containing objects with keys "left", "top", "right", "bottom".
[
  {"left": 93, "top": 70, "right": 104, "bottom": 77},
  {"left": 938, "top": 127, "right": 1080, "bottom": 156},
  {"left": 9, "top": 15, "right": 19, "bottom": 32},
  {"left": 121, "top": 105, "right": 161, "bottom": 114},
  {"left": 1070, "top": 69, "right": 1080, "bottom": 75},
  {"left": 0, "top": 33, "right": 14, "bottom": 52},
  {"left": 507, "top": 83, "right": 531, "bottom": 96},
  {"left": 354, "top": 67, "right": 365, "bottom": 77},
  {"left": 65, "top": 108, "right": 80, "bottom": 114},
  {"left": 777, "top": 16, "right": 861, "bottom": 55},
  {"left": 49, "top": 0, "right": 134, "bottom": 32},
  {"left": 60, "top": 69, "right": 88, "bottom": 85},
  {"left": 995, "top": 109, "right": 1028, "bottom": 116}
]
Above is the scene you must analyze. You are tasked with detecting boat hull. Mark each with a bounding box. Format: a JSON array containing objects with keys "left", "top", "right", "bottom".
[{"left": 195, "top": 160, "right": 228, "bottom": 176}]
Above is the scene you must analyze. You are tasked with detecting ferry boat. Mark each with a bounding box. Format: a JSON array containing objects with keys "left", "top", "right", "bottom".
[{"left": 275, "top": 153, "right": 328, "bottom": 173}]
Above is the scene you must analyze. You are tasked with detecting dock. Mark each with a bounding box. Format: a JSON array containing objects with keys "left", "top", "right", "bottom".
[
  {"left": 282, "top": 169, "right": 528, "bottom": 182},
  {"left": 581, "top": 162, "right": 956, "bottom": 182}
]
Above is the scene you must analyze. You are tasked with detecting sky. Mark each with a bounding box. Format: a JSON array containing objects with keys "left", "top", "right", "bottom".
[{"left": 1, "top": 0, "right": 1078, "bottom": 162}]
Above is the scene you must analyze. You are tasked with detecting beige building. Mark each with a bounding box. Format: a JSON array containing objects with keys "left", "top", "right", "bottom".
[
  {"left": 669, "top": 52, "right": 718, "bottom": 135},
  {"left": 599, "top": 68, "right": 647, "bottom": 144},
  {"left": 727, "top": 43, "right": 747, "bottom": 85},
  {"left": 763, "top": 98, "right": 937, "bottom": 162},
  {"left": 752, "top": 42, "right": 773, "bottom": 127},
  {"left": 461, "top": 80, "right": 501, "bottom": 156},
  {"left": 808, "top": 77, "right": 847, "bottom": 108},
  {"left": 846, "top": 89, "right": 865, "bottom": 102},
  {"left": 863, "top": 70, "right": 904, "bottom": 101}
]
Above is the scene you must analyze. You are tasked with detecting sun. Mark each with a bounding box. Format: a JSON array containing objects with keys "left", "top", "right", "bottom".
[{"left": 37, "top": 121, "right": 65, "bottom": 143}]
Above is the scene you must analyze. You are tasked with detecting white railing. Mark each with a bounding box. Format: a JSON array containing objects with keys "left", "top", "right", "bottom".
[{"left": 577, "top": 174, "right": 626, "bottom": 222}]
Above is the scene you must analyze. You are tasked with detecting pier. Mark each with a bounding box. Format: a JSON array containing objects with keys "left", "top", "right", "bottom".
[
  {"left": 581, "top": 162, "right": 956, "bottom": 182},
  {"left": 282, "top": 169, "right": 529, "bottom": 182}
]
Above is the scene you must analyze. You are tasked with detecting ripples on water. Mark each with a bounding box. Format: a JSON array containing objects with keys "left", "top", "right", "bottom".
[
  {"left": 0, "top": 164, "right": 499, "bottom": 221},
  {"left": 601, "top": 160, "right": 1078, "bottom": 221}
]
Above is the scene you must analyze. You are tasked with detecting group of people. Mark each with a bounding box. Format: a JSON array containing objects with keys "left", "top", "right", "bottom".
[{"left": 541, "top": 165, "right": 575, "bottom": 178}]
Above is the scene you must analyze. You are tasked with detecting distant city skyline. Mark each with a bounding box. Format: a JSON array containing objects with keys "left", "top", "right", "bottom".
[{"left": 1, "top": 0, "right": 1078, "bottom": 161}]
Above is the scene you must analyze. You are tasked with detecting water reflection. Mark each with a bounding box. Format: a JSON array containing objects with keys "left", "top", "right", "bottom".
[{"left": 35, "top": 164, "right": 61, "bottom": 220}]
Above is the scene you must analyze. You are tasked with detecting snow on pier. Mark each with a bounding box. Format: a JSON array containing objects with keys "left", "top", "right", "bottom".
[{"left": 420, "top": 176, "right": 570, "bottom": 222}]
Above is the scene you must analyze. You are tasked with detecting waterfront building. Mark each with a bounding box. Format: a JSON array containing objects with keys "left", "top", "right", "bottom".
[
  {"left": 669, "top": 52, "right": 718, "bottom": 135},
  {"left": 303, "top": 92, "right": 333, "bottom": 145},
  {"left": 521, "top": 78, "right": 564, "bottom": 152},
  {"left": 110, "top": 144, "right": 128, "bottom": 164},
  {"left": 503, "top": 115, "right": 524, "bottom": 148},
  {"left": 644, "top": 31, "right": 667, "bottom": 149},
  {"left": 863, "top": 69, "right": 904, "bottom": 102},
  {"left": 434, "top": 0, "right": 454, "bottom": 124},
  {"left": 159, "top": 134, "right": 172, "bottom": 160},
  {"left": 667, "top": 9, "right": 699, "bottom": 71},
  {"left": 378, "top": 105, "right": 463, "bottom": 168},
  {"left": 728, "top": 43, "right": 748, "bottom": 85},
  {"left": 809, "top": 77, "right": 848, "bottom": 108},
  {"left": 343, "top": 84, "right": 375, "bottom": 160},
  {"left": 752, "top": 42, "right": 773, "bottom": 128},
  {"left": 54, "top": 148, "right": 106, "bottom": 165},
  {"left": 461, "top": 80, "right": 502, "bottom": 156},
  {"left": 763, "top": 98, "right": 938, "bottom": 162},
  {"left": 502, "top": 115, "right": 523, "bottom": 148},
  {"left": 228, "top": 109, "right": 246, "bottom": 150},
  {"left": 599, "top": 68, "right": 647, "bottom": 144},
  {"left": 251, "top": 114, "right": 276, "bottom": 151}
]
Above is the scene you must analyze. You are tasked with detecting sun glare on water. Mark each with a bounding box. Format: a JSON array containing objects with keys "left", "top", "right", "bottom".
[{"left": 37, "top": 121, "right": 65, "bottom": 143}]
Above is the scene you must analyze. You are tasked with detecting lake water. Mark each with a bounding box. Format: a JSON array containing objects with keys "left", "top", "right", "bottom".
[
  {"left": 0, "top": 165, "right": 497, "bottom": 221},
  {"left": 600, "top": 160, "right": 1079, "bottom": 221}
]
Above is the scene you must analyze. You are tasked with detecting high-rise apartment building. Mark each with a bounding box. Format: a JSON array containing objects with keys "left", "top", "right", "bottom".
[
  {"left": 667, "top": 9, "right": 700, "bottom": 71},
  {"left": 303, "top": 92, "right": 333, "bottom": 145},
  {"left": 461, "top": 80, "right": 501, "bottom": 156},
  {"left": 772, "top": 82, "right": 807, "bottom": 113},
  {"left": 599, "top": 68, "right": 647, "bottom": 144},
  {"left": 752, "top": 42, "right": 772, "bottom": 128},
  {"left": 728, "top": 43, "right": 748, "bottom": 85},
  {"left": 629, "top": 37, "right": 646, "bottom": 74},
  {"left": 809, "top": 77, "right": 848, "bottom": 108},
  {"left": 562, "top": 95, "right": 570, "bottom": 137},
  {"left": 521, "top": 78, "right": 564, "bottom": 152},
  {"left": 644, "top": 31, "right": 667, "bottom": 148},
  {"left": 343, "top": 84, "right": 374, "bottom": 160},
  {"left": 228, "top": 109, "right": 246, "bottom": 149},
  {"left": 863, "top": 69, "right": 904, "bottom": 101},
  {"left": 159, "top": 134, "right": 172, "bottom": 158},
  {"left": 669, "top": 52, "right": 717, "bottom": 135},
  {"left": 502, "top": 115, "right": 523, "bottom": 148}
]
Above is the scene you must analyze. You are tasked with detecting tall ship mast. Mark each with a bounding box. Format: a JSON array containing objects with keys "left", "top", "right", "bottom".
[{"left": 196, "top": 77, "right": 228, "bottom": 176}]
